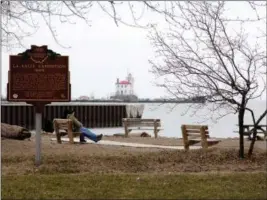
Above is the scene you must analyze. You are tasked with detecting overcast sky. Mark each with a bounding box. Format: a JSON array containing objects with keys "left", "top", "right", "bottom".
[{"left": 1, "top": 1, "right": 266, "bottom": 100}]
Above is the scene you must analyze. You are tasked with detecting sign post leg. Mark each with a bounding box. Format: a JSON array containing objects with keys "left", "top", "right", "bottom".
[
  {"left": 33, "top": 103, "right": 46, "bottom": 166},
  {"left": 35, "top": 111, "right": 42, "bottom": 166}
]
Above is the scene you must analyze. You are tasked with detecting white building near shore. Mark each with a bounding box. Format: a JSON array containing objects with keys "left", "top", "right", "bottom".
[{"left": 115, "top": 73, "right": 134, "bottom": 96}]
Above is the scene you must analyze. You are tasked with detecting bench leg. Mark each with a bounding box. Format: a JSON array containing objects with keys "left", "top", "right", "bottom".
[
  {"left": 154, "top": 121, "right": 158, "bottom": 138},
  {"left": 68, "top": 133, "right": 74, "bottom": 144},
  {"left": 181, "top": 125, "right": 189, "bottom": 150},
  {"left": 200, "top": 126, "right": 208, "bottom": 149},
  {"left": 67, "top": 131, "right": 74, "bottom": 144},
  {"left": 67, "top": 122, "right": 74, "bottom": 144},
  {"left": 56, "top": 131, "right": 62, "bottom": 144},
  {"left": 123, "top": 120, "right": 129, "bottom": 137},
  {"left": 54, "top": 123, "right": 62, "bottom": 144}
]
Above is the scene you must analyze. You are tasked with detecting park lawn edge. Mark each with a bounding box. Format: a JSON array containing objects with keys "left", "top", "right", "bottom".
[{"left": 2, "top": 172, "right": 266, "bottom": 199}]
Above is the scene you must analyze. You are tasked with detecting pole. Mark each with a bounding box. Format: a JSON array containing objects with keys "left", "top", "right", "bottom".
[
  {"left": 30, "top": 102, "right": 48, "bottom": 166},
  {"left": 35, "top": 111, "right": 42, "bottom": 166}
]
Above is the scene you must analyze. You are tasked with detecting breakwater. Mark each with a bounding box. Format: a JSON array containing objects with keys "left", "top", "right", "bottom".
[{"left": 1, "top": 103, "right": 132, "bottom": 131}]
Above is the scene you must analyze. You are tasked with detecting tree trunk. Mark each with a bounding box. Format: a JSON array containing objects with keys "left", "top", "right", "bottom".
[
  {"left": 238, "top": 107, "right": 246, "bottom": 159},
  {"left": 1, "top": 123, "right": 31, "bottom": 140},
  {"left": 248, "top": 109, "right": 267, "bottom": 157}
]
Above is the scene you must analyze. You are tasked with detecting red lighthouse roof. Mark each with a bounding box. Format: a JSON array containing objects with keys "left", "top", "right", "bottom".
[{"left": 119, "top": 80, "right": 130, "bottom": 84}]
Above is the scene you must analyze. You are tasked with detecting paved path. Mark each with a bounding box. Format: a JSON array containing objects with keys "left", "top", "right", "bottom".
[{"left": 50, "top": 138, "right": 202, "bottom": 150}]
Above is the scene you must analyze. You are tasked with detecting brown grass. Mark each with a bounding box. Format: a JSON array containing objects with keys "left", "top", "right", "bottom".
[
  {"left": 2, "top": 142, "right": 266, "bottom": 175},
  {"left": 2, "top": 135, "right": 267, "bottom": 199}
]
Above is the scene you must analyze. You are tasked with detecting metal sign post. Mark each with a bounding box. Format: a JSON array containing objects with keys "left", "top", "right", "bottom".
[
  {"left": 33, "top": 103, "right": 46, "bottom": 166},
  {"left": 35, "top": 112, "right": 42, "bottom": 165}
]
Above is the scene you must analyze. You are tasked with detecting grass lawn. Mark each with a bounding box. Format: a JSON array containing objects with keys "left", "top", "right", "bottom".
[
  {"left": 2, "top": 138, "right": 266, "bottom": 199},
  {"left": 2, "top": 172, "right": 266, "bottom": 199}
]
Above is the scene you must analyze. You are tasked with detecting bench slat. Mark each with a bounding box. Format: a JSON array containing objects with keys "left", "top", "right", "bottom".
[
  {"left": 187, "top": 133, "right": 209, "bottom": 136},
  {"left": 125, "top": 121, "right": 161, "bottom": 125},
  {"left": 186, "top": 129, "right": 201, "bottom": 133},
  {"left": 189, "top": 138, "right": 202, "bottom": 142},
  {"left": 186, "top": 129, "right": 209, "bottom": 134},
  {"left": 123, "top": 122, "right": 160, "bottom": 124},
  {"left": 123, "top": 118, "right": 160, "bottom": 122},
  {"left": 128, "top": 128, "right": 164, "bottom": 130},
  {"left": 125, "top": 120, "right": 160, "bottom": 123},
  {"left": 127, "top": 124, "right": 161, "bottom": 127},
  {"left": 234, "top": 131, "right": 265, "bottom": 136},
  {"left": 57, "top": 125, "right": 69, "bottom": 129},
  {"left": 183, "top": 125, "right": 208, "bottom": 129},
  {"left": 189, "top": 138, "right": 220, "bottom": 142}
]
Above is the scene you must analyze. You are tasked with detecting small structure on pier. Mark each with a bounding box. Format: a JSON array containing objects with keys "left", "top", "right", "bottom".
[{"left": 110, "top": 72, "right": 138, "bottom": 101}]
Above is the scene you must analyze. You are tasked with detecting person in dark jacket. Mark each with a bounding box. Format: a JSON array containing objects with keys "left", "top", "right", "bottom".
[{"left": 64, "top": 109, "right": 103, "bottom": 144}]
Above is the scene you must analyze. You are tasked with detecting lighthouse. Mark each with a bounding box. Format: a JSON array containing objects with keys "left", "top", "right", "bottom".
[
  {"left": 115, "top": 73, "right": 134, "bottom": 96},
  {"left": 111, "top": 72, "right": 138, "bottom": 101}
]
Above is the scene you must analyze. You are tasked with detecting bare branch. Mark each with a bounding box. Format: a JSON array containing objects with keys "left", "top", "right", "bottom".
[
  {"left": 1, "top": 1, "right": 265, "bottom": 50},
  {"left": 149, "top": 1, "right": 266, "bottom": 124}
]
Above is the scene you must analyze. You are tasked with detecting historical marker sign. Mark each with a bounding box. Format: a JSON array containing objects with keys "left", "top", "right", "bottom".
[
  {"left": 7, "top": 45, "right": 71, "bottom": 166},
  {"left": 7, "top": 45, "right": 71, "bottom": 102}
]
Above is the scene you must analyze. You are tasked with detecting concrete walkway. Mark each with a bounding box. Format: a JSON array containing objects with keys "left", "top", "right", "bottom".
[{"left": 50, "top": 138, "right": 202, "bottom": 150}]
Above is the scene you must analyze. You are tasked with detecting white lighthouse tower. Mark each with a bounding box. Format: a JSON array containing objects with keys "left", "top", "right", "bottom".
[{"left": 127, "top": 73, "right": 134, "bottom": 95}]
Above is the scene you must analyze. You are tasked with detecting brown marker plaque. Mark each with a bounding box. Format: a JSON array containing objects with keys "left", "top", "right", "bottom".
[{"left": 7, "top": 45, "right": 71, "bottom": 102}]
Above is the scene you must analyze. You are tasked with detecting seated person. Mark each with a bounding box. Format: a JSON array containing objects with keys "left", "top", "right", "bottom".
[{"left": 64, "top": 109, "right": 103, "bottom": 144}]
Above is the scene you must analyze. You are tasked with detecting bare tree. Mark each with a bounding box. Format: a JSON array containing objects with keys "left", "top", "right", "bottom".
[
  {"left": 148, "top": 1, "right": 266, "bottom": 158},
  {"left": 1, "top": 1, "right": 265, "bottom": 49},
  {"left": 1, "top": 1, "right": 149, "bottom": 49}
]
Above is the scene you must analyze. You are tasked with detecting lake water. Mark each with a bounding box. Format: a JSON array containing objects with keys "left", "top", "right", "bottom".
[{"left": 91, "top": 100, "right": 266, "bottom": 138}]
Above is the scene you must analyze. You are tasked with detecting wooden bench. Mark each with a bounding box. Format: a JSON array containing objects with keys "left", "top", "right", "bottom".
[
  {"left": 122, "top": 118, "right": 162, "bottom": 138},
  {"left": 181, "top": 125, "right": 220, "bottom": 150},
  {"left": 53, "top": 119, "right": 81, "bottom": 144},
  {"left": 235, "top": 124, "right": 267, "bottom": 140},
  {"left": 234, "top": 131, "right": 254, "bottom": 140}
]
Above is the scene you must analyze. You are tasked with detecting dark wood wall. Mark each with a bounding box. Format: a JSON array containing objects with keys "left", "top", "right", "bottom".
[{"left": 1, "top": 104, "right": 127, "bottom": 130}]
